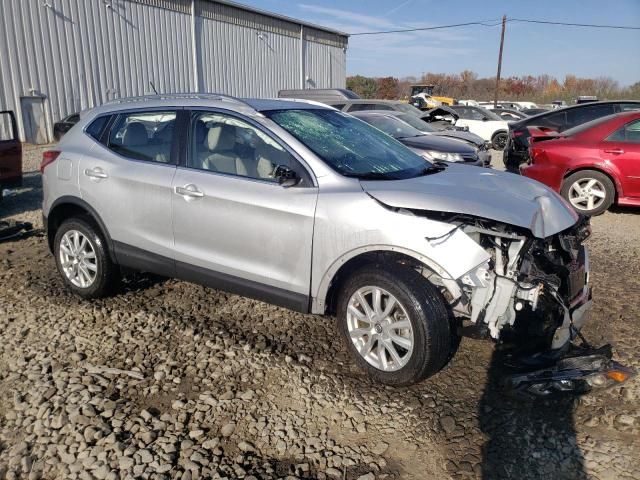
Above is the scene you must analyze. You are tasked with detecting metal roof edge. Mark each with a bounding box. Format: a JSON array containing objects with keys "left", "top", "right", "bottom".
[{"left": 208, "top": 0, "right": 350, "bottom": 37}]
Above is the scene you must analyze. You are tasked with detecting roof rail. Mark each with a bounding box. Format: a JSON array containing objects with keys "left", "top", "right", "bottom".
[{"left": 104, "top": 93, "right": 257, "bottom": 110}]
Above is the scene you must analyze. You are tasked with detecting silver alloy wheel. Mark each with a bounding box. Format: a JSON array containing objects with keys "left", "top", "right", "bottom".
[
  {"left": 346, "top": 286, "right": 414, "bottom": 372},
  {"left": 59, "top": 230, "right": 98, "bottom": 288},
  {"left": 568, "top": 178, "right": 607, "bottom": 212}
]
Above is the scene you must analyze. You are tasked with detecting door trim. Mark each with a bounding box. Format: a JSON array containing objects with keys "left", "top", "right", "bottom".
[{"left": 113, "top": 241, "right": 310, "bottom": 313}]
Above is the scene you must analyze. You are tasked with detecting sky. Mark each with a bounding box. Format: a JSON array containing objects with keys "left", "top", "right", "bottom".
[{"left": 240, "top": 0, "right": 640, "bottom": 86}]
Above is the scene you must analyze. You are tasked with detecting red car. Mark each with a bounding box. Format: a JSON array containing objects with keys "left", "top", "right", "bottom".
[
  {"left": 521, "top": 111, "right": 640, "bottom": 215},
  {"left": 0, "top": 110, "right": 22, "bottom": 201}
]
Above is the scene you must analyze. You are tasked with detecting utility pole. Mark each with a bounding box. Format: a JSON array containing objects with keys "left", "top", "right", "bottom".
[{"left": 494, "top": 15, "right": 506, "bottom": 108}]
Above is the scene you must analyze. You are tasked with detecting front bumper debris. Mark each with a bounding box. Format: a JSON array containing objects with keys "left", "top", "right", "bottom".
[
  {"left": 502, "top": 341, "right": 636, "bottom": 398},
  {"left": 0, "top": 219, "right": 33, "bottom": 242}
]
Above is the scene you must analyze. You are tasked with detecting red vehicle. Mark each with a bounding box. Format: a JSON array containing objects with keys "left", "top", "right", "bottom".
[
  {"left": 0, "top": 110, "right": 22, "bottom": 201},
  {"left": 521, "top": 111, "right": 640, "bottom": 216}
]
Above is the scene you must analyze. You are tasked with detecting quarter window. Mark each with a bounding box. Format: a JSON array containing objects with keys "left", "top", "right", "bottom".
[
  {"left": 86, "top": 115, "right": 109, "bottom": 141},
  {"left": 607, "top": 119, "right": 640, "bottom": 143},
  {"left": 107, "top": 111, "right": 176, "bottom": 163},
  {"left": 188, "top": 111, "right": 293, "bottom": 182}
]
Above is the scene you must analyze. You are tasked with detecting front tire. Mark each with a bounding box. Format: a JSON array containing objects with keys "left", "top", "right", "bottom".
[
  {"left": 337, "top": 265, "right": 453, "bottom": 386},
  {"left": 560, "top": 170, "right": 614, "bottom": 216},
  {"left": 54, "top": 217, "right": 120, "bottom": 299}
]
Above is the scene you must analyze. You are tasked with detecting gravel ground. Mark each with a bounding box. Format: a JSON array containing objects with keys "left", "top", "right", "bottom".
[{"left": 1, "top": 149, "right": 639, "bottom": 480}]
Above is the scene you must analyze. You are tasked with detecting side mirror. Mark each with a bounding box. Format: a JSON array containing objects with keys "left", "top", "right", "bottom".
[
  {"left": 274, "top": 165, "right": 300, "bottom": 187},
  {"left": 482, "top": 116, "right": 489, "bottom": 122}
]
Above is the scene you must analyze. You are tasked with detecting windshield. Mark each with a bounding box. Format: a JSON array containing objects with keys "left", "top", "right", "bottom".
[
  {"left": 266, "top": 109, "right": 432, "bottom": 180},
  {"left": 360, "top": 114, "right": 424, "bottom": 139},
  {"left": 394, "top": 103, "right": 423, "bottom": 115},
  {"left": 562, "top": 114, "right": 619, "bottom": 137},
  {"left": 453, "top": 106, "right": 502, "bottom": 121},
  {"left": 395, "top": 113, "right": 436, "bottom": 132}
]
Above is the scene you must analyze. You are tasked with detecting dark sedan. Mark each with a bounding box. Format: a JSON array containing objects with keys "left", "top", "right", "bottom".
[
  {"left": 53, "top": 113, "right": 80, "bottom": 141},
  {"left": 351, "top": 111, "right": 489, "bottom": 167}
]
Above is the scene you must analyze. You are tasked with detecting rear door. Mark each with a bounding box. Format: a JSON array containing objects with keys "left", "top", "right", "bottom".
[
  {"left": 79, "top": 109, "right": 179, "bottom": 272},
  {"left": 603, "top": 118, "right": 640, "bottom": 197},
  {"left": 171, "top": 109, "right": 318, "bottom": 310},
  {"left": 0, "top": 111, "right": 22, "bottom": 189}
]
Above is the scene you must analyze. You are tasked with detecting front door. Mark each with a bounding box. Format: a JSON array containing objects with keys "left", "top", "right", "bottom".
[
  {"left": 79, "top": 109, "right": 179, "bottom": 272},
  {"left": 171, "top": 110, "right": 318, "bottom": 310},
  {"left": 0, "top": 111, "right": 22, "bottom": 189}
]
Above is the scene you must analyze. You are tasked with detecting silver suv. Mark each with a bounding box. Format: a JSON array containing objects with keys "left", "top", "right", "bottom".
[{"left": 42, "top": 94, "right": 592, "bottom": 386}]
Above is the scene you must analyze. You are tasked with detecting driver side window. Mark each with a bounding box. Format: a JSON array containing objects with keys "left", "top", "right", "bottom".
[{"left": 188, "top": 111, "right": 294, "bottom": 182}]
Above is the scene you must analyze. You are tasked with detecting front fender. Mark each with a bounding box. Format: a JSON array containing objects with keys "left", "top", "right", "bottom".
[{"left": 310, "top": 189, "right": 491, "bottom": 314}]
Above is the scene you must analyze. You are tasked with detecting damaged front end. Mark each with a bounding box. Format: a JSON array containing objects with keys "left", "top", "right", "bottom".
[{"left": 423, "top": 212, "right": 634, "bottom": 397}]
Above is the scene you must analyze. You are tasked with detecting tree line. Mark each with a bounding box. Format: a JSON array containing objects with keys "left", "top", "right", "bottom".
[{"left": 347, "top": 71, "right": 640, "bottom": 104}]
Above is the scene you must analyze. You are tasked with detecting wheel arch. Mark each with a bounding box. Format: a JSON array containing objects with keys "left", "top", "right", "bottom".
[
  {"left": 491, "top": 129, "right": 508, "bottom": 139},
  {"left": 46, "top": 196, "right": 115, "bottom": 260},
  {"left": 562, "top": 166, "right": 621, "bottom": 202},
  {"left": 312, "top": 247, "right": 456, "bottom": 316}
]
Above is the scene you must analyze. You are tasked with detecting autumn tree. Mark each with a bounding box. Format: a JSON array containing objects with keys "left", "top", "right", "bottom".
[
  {"left": 375, "top": 77, "right": 400, "bottom": 99},
  {"left": 346, "top": 75, "right": 377, "bottom": 98}
]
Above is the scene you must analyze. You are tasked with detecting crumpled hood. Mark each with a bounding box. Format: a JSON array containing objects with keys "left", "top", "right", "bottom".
[{"left": 361, "top": 164, "right": 578, "bottom": 238}]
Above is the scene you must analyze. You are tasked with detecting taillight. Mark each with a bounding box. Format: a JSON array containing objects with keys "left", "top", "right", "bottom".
[
  {"left": 41, "top": 150, "right": 61, "bottom": 173},
  {"left": 512, "top": 130, "right": 525, "bottom": 137}
]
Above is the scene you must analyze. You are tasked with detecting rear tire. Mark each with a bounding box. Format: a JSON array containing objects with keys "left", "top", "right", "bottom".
[
  {"left": 492, "top": 131, "right": 508, "bottom": 150},
  {"left": 560, "top": 170, "right": 615, "bottom": 216},
  {"left": 337, "top": 265, "right": 453, "bottom": 386},
  {"left": 54, "top": 217, "right": 120, "bottom": 299}
]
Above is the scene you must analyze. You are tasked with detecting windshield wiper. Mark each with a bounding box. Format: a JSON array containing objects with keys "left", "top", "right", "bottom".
[
  {"left": 342, "top": 172, "right": 401, "bottom": 180},
  {"left": 420, "top": 162, "right": 448, "bottom": 175}
]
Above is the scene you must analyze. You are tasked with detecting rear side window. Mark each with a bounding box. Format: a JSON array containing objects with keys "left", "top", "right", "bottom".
[
  {"left": 537, "top": 111, "right": 567, "bottom": 130},
  {"left": 607, "top": 119, "right": 640, "bottom": 143},
  {"left": 330, "top": 103, "right": 346, "bottom": 110},
  {"left": 566, "top": 104, "right": 615, "bottom": 128},
  {"left": 618, "top": 103, "right": 640, "bottom": 112},
  {"left": 348, "top": 103, "right": 392, "bottom": 112},
  {"left": 0, "top": 112, "right": 16, "bottom": 141},
  {"left": 86, "top": 116, "right": 109, "bottom": 141},
  {"left": 107, "top": 111, "right": 176, "bottom": 163}
]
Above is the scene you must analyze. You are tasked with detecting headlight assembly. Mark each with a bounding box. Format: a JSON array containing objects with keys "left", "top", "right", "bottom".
[{"left": 420, "top": 150, "right": 463, "bottom": 162}]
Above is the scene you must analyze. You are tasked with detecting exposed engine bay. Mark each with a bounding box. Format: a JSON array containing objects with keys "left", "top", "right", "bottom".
[{"left": 413, "top": 211, "right": 634, "bottom": 396}]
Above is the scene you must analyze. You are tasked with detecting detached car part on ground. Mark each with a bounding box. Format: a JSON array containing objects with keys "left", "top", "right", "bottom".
[
  {"left": 522, "top": 111, "right": 640, "bottom": 216},
  {"left": 350, "top": 111, "right": 490, "bottom": 167},
  {"left": 41, "top": 94, "right": 632, "bottom": 393},
  {"left": 421, "top": 106, "right": 510, "bottom": 150}
]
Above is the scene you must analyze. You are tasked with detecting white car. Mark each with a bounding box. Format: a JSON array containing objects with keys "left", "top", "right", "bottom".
[{"left": 423, "top": 106, "right": 510, "bottom": 150}]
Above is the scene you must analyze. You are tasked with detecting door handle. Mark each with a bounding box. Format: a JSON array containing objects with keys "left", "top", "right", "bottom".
[
  {"left": 604, "top": 148, "right": 624, "bottom": 154},
  {"left": 175, "top": 184, "right": 204, "bottom": 199},
  {"left": 84, "top": 167, "right": 108, "bottom": 179}
]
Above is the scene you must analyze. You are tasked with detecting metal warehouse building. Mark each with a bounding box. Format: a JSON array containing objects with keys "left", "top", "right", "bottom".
[{"left": 0, "top": 0, "right": 348, "bottom": 143}]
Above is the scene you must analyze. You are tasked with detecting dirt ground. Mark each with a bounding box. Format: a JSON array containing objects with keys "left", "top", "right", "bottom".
[{"left": 0, "top": 152, "right": 639, "bottom": 479}]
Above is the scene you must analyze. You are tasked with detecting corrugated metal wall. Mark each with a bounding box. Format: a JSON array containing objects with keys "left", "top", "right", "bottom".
[
  {"left": 0, "top": 0, "right": 348, "bottom": 143},
  {"left": 0, "top": 0, "right": 194, "bottom": 142}
]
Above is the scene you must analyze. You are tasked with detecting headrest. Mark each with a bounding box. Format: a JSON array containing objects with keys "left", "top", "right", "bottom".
[
  {"left": 194, "top": 120, "right": 207, "bottom": 145},
  {"left": 206, "top": 124, "right": 236, "bottom": 151},
  {"left": 122, "top": 122, "right": 148, "bottom": 147}
]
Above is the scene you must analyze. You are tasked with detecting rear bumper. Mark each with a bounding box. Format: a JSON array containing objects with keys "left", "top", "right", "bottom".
[{"left": 519, "top": 163, "right": 563, "bottom": 192}]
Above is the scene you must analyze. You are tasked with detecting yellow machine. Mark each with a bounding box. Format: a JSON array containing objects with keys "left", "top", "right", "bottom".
[{"left": 410, "top": 85, "right": 456, "bottom": 109}]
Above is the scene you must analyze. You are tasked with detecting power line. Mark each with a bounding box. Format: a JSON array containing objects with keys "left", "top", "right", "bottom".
[
  {"left": 349, "top": 17, "right": 640, "bottom": 35},
  {"left": 510, "top": 18, "right": 640, "bottom": 30},
  {"left": 349, "top": 19, "right": 503, "bottom": 36}
]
